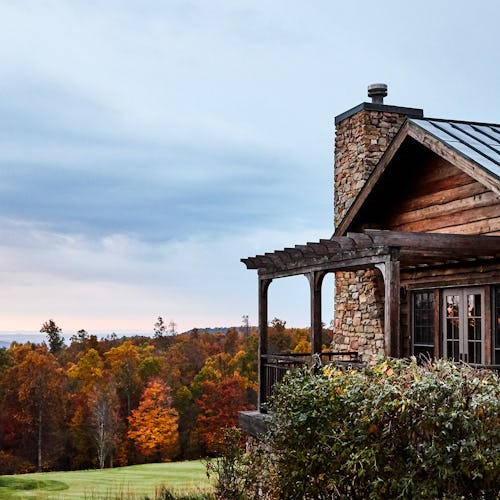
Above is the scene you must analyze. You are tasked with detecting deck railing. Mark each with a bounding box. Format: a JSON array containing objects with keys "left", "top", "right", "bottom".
[{"left": 260, "top": 351, "right": 361, "bottom": 408}]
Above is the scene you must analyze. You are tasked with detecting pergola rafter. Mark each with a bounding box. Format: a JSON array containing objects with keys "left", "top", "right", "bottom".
[{"left": 242, "top": 230, "right": 500, "bottom": 277}]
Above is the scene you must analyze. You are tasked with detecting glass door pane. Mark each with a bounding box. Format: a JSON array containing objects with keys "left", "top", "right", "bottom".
[
  {"left": 467, "top": 293, "right": 482, "bottom": 364},
  {"left": 442, "top": 288, "right": 484, "bottom": 365},
  {"left": 445, "top": 294, "right": 460, "bottom": 361}
]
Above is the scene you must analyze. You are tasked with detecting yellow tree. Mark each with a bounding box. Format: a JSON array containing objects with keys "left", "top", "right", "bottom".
[
  {"left": 105, "top": 341, "right": 144, "bottom": 415},
  {"left": 67, "top": 348, "right": 104, "bottom": 394},
  {"left": 67, "top": 348, "right": 106, "bottom": 468},
  {"left": 127, "top": 378, "right": 179, "bottom": 461}
]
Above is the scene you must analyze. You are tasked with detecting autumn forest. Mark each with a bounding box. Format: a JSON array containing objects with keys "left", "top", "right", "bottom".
[{"left": 0, "top": 318, "right": 315, "bottom": 474}]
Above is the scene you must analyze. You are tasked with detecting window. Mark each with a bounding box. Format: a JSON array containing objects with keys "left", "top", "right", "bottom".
[
  {"left": 442, "top": 288, "right": 485, "bottom": 365},
  {"left": 412, "top": 291, "right": 434, "bottom": 359}
]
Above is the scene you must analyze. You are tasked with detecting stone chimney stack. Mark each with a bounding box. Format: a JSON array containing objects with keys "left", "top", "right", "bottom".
[
  {"left": 332, "top": 85, "right": 423, "bottom": 363},
  {"left": 334, "top": 84, "right": 423, "bottom": 230}
]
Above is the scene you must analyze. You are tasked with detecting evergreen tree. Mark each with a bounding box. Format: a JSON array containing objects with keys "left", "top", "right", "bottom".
[{"left": 40, "top": 320, "right": 65, "bottom": 353}]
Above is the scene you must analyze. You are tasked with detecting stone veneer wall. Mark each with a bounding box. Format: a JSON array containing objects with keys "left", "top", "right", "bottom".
[
  {"left": 334, "top": 110, "right": 407, "bottom": 224},
  {"left": 333, "top": 269, "right": 385, "bottom": 360},
  {"left": 333, "top": 108, "right": 408, "bottom": 362}
]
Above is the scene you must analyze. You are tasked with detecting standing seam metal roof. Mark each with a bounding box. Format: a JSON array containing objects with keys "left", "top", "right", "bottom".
[{"left": 409, "top": 118, "right": 500, "bottom": 181}]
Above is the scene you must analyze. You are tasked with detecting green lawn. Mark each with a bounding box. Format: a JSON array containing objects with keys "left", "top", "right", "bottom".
[{"left": 0, "top": 461, "right": 213, "bottom": 499}]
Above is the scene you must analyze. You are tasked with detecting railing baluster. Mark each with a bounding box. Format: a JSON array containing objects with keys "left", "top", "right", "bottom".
[{"left": 260, "top": 351, "right": 362, "bottom": 407}]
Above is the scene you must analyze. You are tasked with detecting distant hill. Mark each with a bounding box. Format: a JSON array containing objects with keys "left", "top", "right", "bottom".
[
  {"left": 184, "top": 326, "right": 243, "bottom": 334},
  {"left": 0, "top": 327, "right": 244, "bottom": 348},
  {"left": 0, "top": 332, "right": 46, "bottom": 346}
]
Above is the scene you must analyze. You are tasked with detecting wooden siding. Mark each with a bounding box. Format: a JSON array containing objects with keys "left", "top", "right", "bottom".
[
  {"left": 401, "top": 261, "right": 500, "bottom": 290},
  {"left": 385, "top": 155, "right": 500, "bottom": 235}
]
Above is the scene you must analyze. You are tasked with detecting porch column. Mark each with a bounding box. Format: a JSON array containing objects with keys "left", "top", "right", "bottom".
[
  {"left": 307, "top": 271, "right": 325, "bottom": 355},
  {"left": 379, "top": 251, "right": 401, "bottom": 357},
  {"left": 258, "top": 277, "right": 272, "bottom": 409}
]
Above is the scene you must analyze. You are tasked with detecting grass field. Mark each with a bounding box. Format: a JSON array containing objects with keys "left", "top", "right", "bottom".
[{"left": 0, "top": 461, "right": 213, "bottom": 499}]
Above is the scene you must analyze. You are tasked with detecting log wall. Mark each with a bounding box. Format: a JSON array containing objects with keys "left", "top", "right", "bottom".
[{"left": 384, "top": 156, "right": 500, "bottom": 235}]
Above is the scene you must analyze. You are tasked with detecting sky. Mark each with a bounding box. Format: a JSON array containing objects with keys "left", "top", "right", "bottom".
[{"left": 0, "top": 0, "right": 499, "bottom": 336}]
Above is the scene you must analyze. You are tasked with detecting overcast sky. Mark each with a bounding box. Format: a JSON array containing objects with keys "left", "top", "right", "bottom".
[{"left": 0, "top": 0, "right": 499, "bottom": 336}]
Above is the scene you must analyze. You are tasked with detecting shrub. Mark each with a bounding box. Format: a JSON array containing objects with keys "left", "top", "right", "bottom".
[
  {"left": 205, "top": 427, "right": 247, "bottom": 500},
  {"left": 245, "top": 358, "right": 500, "bottom": 499}
]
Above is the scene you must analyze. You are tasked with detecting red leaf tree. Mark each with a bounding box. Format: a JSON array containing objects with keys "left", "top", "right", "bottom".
[{"left": 195, "top": 373, "right": 253, "bottom": 454}]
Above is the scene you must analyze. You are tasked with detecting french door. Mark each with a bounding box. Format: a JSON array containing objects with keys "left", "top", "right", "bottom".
[{"left": 442, "top": 288, "right": 485, "bottom": 365}]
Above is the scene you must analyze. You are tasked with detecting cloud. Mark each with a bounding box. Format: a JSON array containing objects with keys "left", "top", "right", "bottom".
[
  {"left": 0, "top": 213, "right": 330, "bottom": 333},
  {"left": 0, "top": 0, "right": 498, "bottom": 335}
]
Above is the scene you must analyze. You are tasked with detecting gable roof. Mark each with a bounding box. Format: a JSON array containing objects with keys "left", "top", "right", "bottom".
[{"left": 335, "top": 117, "right": 500, "bottom": 236}]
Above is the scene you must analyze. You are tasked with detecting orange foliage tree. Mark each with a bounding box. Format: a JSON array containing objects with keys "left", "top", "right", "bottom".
[
  {"left": 3, "top": 344, "right": 65, "bottom": 471},
  {"left": 127, "top": 378, "right": 179, "bottom": 461}
]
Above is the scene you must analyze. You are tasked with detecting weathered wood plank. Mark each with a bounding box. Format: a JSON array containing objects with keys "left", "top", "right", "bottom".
[
  {"left": 366, "top": 230, "right": 500, "bottom": 252},
  {"left": 430, "top": 216, "right": 500, "bottom": 235},
  {"left": 391, "top": 182, "right": 490, "bottom": 215},
  {"left": 402, "top": 262, "right": 500, "bottom": 288},
  {"left": 258, "top": 278, "right": 271, "bottom": 409},
  {"left": 389, "top": 191, "right": 499, "bottom": 228},
  {"left": 408, "top": 170, "right": 476, "bottom": 200},
  {"left": 383, "top": 256, "right": 401, "bottom": 357},
  {"left": 391, "top": 203, "right": 500, "bottom": 233},
  {"left": 412, "top": 156, "right": 462, "bottom": 183}
]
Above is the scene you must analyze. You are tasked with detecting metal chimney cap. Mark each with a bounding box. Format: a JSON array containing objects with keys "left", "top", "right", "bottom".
[{"left": 367, "top": 83, "right": 388, "bottom": 104}]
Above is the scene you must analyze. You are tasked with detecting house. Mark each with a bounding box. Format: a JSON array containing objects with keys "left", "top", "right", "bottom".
[{"left": 239, "top": 84, "right": 500, "bottom": 435}]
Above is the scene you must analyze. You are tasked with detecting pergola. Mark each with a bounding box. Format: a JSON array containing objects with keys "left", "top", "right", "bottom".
[{"left": 242, "top": 229, "right": 500, "bottom": 408}]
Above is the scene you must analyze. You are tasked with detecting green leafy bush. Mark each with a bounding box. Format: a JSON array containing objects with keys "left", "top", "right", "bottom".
[{"left": 245, "top": 358, "right": 500, "bottom": 499}]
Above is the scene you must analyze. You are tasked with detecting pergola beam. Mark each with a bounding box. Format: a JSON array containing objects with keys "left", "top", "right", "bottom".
[{"left": 258, "top": 278, "right": 272, "bottom": 409}]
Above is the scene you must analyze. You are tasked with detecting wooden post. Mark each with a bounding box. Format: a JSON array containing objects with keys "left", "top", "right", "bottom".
[
  {"left": 382, "top": 252, "right": 401, "bottom": 357},
  {"left": 258, "top": 277, "right": 272, "bottom": 409},
  {"left": 307, "top": 271, "right": 324, "bottom": 355}
]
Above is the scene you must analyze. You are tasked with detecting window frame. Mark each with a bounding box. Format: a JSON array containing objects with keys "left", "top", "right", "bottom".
[
  {"left": 494, "top": 286, "right": 500, "bottom": 365},
  {"left": 411, "top": 289, "right": 436, "bottom": 359},
  {"left": 441, "top": 287, "right": 485, "bottom": 365}
]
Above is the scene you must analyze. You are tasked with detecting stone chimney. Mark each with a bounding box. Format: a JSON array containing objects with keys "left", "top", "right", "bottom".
[
  {"left": 333, "top": 85, "right": 423, "bottom": 362},
  {"left": 334, "top": 84, "right": 423, "bottom": 230}
]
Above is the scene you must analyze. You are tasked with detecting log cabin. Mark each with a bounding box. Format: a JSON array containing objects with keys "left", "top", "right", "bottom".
[{"left": 239, "top": 84, "right": 500, "bottom": 435}]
